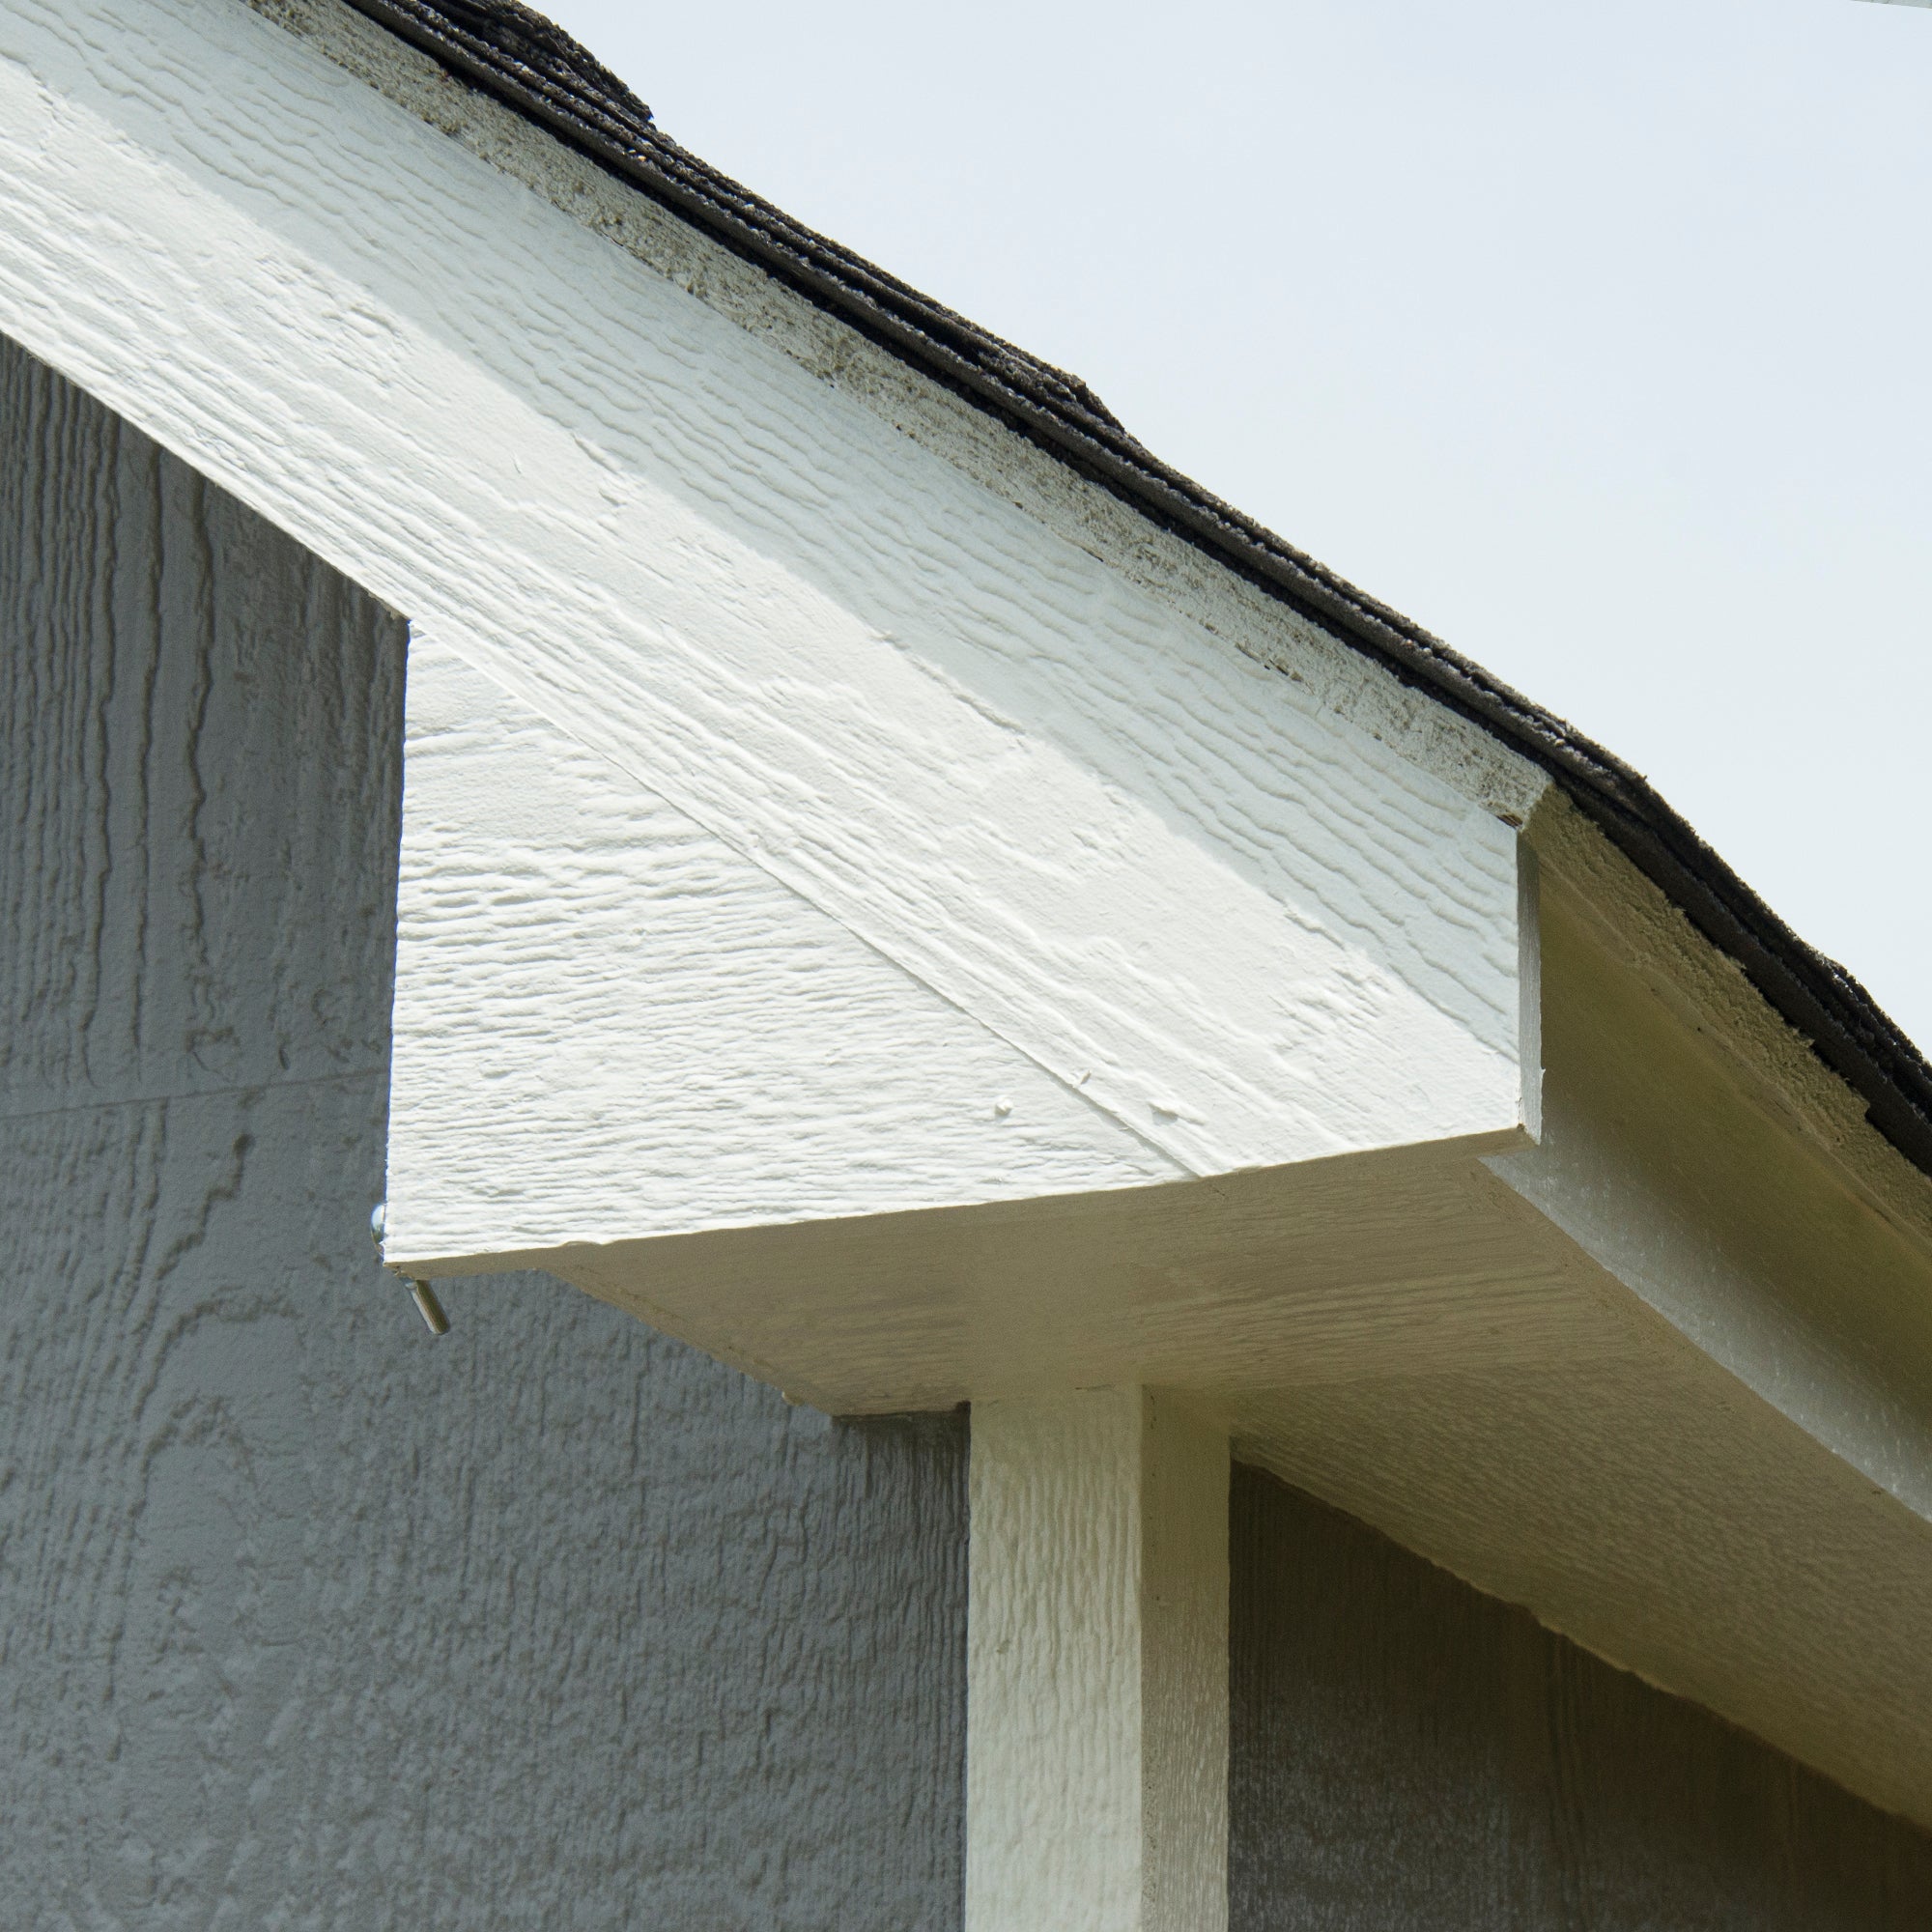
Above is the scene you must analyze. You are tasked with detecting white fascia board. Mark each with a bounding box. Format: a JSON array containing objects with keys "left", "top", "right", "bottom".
[
  {"left": 0, "top": 0, "right": 1542, "bottom": 1271},
  {"left": 1500, "top": 796, "right": 1932, "bottom": 1525}
]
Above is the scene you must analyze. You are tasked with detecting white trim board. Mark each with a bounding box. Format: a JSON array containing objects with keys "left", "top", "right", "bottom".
[{"left": 968, "top": 1391, "right": 1228, "bottom": 1932}]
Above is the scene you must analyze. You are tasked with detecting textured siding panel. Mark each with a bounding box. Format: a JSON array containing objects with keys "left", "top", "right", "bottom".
[
  {"left": 0, "top": 332, "right": 967, "bottom": 1929},
  {"left": 1229, "top": 1463, "right": 1932, "bottom": 1930},
  {"left": 0, "top": 337, "right": 402, "bottom": 1114}
]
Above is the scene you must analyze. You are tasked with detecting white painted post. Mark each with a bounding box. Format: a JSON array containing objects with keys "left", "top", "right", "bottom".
[{"left": 966, "top": 1389, "right": 1229, "bottom": 1932}]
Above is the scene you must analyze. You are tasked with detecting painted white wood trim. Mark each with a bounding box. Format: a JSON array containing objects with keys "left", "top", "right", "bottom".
[
  {"left": 0, "top": 0, "right": 1534, "bottom": 1265},
  {"left": 1139, "top": 1398, "right": 1232, "bottom": 1930},
  {"left": 247, "top": 0, "right": 1548, "bottom": 842},
  {"left": 967, "top": 1390, "right": 1228, "bottom": 1932},
  {"left": 387, "top": 639, "right": 1180, "bottom": 1256}
]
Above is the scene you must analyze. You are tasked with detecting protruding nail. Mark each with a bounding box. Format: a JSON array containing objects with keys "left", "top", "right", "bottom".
[{"left": 408, "top": 1277, "right": 450, "bottom": 1338}]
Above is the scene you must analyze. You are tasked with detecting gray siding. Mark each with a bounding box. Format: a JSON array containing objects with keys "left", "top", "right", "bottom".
[
  {"left": 0, "top": 334, "right": 967, "bottom": 1931},
  {"left": 1230, "top": 1463, "right": 1932, "bottom": 1929}
]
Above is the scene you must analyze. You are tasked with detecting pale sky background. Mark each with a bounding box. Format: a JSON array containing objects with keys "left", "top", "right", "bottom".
[{"left": 543, "top": 0, "right": 1930, "bottom": 1051}]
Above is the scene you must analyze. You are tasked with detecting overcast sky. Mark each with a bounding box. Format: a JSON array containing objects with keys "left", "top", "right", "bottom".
[{"left": 542, "top": 0, "right": 1930, "bottom": 1052}]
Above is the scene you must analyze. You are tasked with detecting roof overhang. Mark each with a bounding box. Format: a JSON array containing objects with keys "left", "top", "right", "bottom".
[{"left": 6, "top": 0, "right": 1932, "bottom": 1829}]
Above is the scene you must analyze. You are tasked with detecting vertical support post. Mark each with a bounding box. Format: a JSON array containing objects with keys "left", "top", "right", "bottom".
[{"left": 966, "top": 1388, "right": 1229, "bottom": 1932}]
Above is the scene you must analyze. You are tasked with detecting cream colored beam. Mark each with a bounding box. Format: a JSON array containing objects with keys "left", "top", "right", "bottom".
[{"left": 967, "top": 1390, "right": 1228, "bottom": 1932}]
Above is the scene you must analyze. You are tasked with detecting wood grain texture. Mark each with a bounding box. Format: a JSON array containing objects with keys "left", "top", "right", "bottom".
[
  {"left": 968, "top": 1393, "right": 1143, "bottom": 1932},
  {"left": 248, "top": 0, "right": 1548, "bottom": 838},
  {"left": 1229, "top": 1464, "right": 1932, "bottom": 1930},
  {"left": 526, "top": 1128, "right": 1617, "bottom": 1414},
  {"left": 386, "top": 639, "right": 1178, "bottom": 1259},
  {"left": 0, "top": 334, "right": 968, "bottom": 1929},
  {"left": 966, "top": 1390, "right": 1227, "bottom": 1932},
  {"left": 0, "top": 0, "right": 1533, "bottom": 1229},
  {"left": 1210, "top": 800, "right": 1932, "bottom": 1831},
  {"left": 1512, "top": 796, "right": 1932, "bottom": 1519}
]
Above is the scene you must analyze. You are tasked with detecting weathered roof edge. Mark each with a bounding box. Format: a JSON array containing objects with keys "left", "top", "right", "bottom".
[{"left": 342, "top": 0, "right": 1932, "bottom": 1179}]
